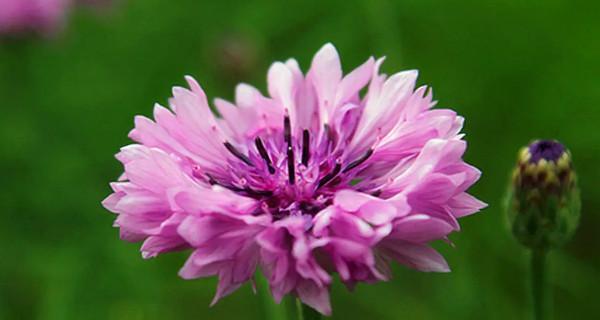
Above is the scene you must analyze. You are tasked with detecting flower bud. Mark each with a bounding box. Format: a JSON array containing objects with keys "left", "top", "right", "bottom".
[{"left": 505, "top": 140, "right": 580, "bottom": 250}]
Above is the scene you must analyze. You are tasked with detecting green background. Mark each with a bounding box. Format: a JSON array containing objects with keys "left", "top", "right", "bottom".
[{"left": 1, "top": 0, "right": 599, "bottom": 319}]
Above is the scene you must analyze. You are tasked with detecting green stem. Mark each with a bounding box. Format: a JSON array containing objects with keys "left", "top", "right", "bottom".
[
  {"left": 531, "top": 249, "right": 550, "bottom": 320},
  {"left": 296, "top": 299, "right": 321, "bottom": 320},
  {"left": 257, "top": 276, "right": 287, "bottom": 320}
]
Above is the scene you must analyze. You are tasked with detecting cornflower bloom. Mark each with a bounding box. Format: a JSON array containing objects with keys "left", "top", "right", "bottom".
[{"left": 103, "top": 43, "right": 485, "bottom": 315}]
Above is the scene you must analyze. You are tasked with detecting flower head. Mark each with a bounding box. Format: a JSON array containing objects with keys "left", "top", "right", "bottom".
[
  {"left": 506, "top": 140, "right": 580, "bottom": 250},
  {"left": 0, "top": 0, "right": 114, "bottom": 37},
  {"left": 103, "top": 43, "right": 485, "bottom": 315},
  {"left": 0, "top": 0, "right": 71, "bottom": 36}
]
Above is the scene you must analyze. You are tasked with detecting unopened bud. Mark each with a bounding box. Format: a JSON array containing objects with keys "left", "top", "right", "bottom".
[{"left": 505, "top": 140, "right": 580, "bottom": 250}]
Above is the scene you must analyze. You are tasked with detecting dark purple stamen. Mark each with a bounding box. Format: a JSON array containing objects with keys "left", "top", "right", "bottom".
[
  {"left": 206, "top": 173, "right": 235, "bottom": 189},
  {"left": 255, "top": 137, "right": 275, "bottom": 174},
  {"left": 287, "top": 145, "right": 295, "bottom": 184},
  {"left": 529, "top": 140, "right": 565, "bottom": 163},
  {"left": 284, "top": 116, "right": 291, "bottom": 145},
  {"left": 318, "top": 162, "right": 342, "bottom": 188},
  {"left": 299, "top": 201, "right": 325, "bottom": 216},
  {"left": 205, "top": 173, "right": 218, "bottom": 185},
  {"left": 224, "top": 141, "right": 253, "bottom": 166},
  {"left": 284, "top": 116, "right": 295, "bottom": 184},
  {"left": 207, "top": 173, "right": 272, "bottom": 198},
  {"left": 323, "top": 124, "right": 332, "bottom": 143},
  {"left": 342, "top": 148, "right": 373, "bottom": 173},
  {"left": 302, "top": 129, "right": 310, "bottom": 166},
  {"left": 243, "top": 188, "right": 273, "bottom": 197},
  {"left": 322, "top": 124, "right": 337, "bottom": 147}
]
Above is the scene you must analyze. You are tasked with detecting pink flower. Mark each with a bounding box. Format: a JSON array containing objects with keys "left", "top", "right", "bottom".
[
  {"left": 0, "top": 0, "right": 114, "bottom": 37},
  {"left": 0, "top": 0, "right": 71, "bottom": 36},
  {"left": 103, "top": 43, "right": 486, "bottom": 315}
]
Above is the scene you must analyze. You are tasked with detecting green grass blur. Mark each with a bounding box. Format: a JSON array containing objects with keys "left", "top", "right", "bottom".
[{"left": 1, "top": 0, "right": 599, "bottom": 319}]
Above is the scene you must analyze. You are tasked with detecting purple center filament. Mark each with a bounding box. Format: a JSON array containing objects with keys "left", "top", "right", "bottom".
[{"left": 210, "top": 116, "right": 372, "bottom": 220}]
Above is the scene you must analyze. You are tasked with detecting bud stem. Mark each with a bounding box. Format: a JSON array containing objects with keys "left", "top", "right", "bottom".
[
  {"left": 296, "top": 299, "right": 321, "bottom": 320},
  {"left": 531, "top": 249, "right": 551, "bottom": 320}
]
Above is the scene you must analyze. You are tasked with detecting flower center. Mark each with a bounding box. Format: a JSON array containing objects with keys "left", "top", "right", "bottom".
[{"left": 204, "top": 115, "right": 373, "bottom": 219}]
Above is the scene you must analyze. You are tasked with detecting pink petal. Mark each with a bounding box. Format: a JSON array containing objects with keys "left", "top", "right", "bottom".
[
  {"left": 308, "top": 43, "right": 342, "bottom": 124},
  {"left": 296, "top": 280, "right": 332, "bottom": 316},
  {"left": 167, "top": 185, "right": 258, "bottom": 217},
  {"left": 334, "top": 190, "right": 398, "bottom": 225},
  {"left": 380, "top": 240, "right": 450, "bottom": 272},
  {"left": 389, "top": 214, "right": 454, "bottom": 243},
  {"left": 267, "top": 62, "right": 295, "bottom": 113},
  {"left": 448, "top": 192, "right": 487, "bottom": 217},
  {"left": 141, "top": 235, "right": 187, "bottom": 259},
  {"left": 102, "top": 192, "right": 124, "bottom": 213},
  {"left": 334, "top": 56, "right": 375, "bottom": 106}
]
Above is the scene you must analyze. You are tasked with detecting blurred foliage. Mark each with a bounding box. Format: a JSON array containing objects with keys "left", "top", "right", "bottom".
[{"left": 1, "top": 0, "right": 599, "bottom": 319}]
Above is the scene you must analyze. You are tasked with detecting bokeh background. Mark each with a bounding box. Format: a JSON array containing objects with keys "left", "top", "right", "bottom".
[{"left": 1, "top": 0, "right": 599, "bottom": 319}]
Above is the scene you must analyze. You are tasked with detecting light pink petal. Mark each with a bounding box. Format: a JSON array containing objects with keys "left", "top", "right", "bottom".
[
  {"left": 267, "top": 62, "right": 295, "bottom": 114},
  {"left": 448, "top": 192, "right": 487, "bottom": 217},
  {"left": 114, "top": 213, "right": 164, "bottom": 236},
  {"left": 334, "top": 189, "right": 398, "bottom": 225},
  {"left": 177, "top": 215, "right": 230, "bottom": 247},
  {"left": 349, "top": 70, "right": 418, "bottom": 156},
  {"left": 124, "top": 147, "right": 189, "bottom": 193},
  {"left": 234, "top": 83, "right": 284, "bottom": 137},
  {"left": 115, "top": 144, "right": 151, "bottom": 164},
  {"left": 380, "top": 240, "right": 450, "bottom": 272},
  {"left": 102, "top": 192, "right": 124, "bottom": 213},
  {"left": 113, "top": 192, "right": 169, "bottom": 215},
  {"left": 141, "top": 235, "right": 187, "bottom": 259},
  {"left": 308, "top": 43, "right": 342, "bottom": 124},
  {"left": 167, "top": 185, "right": 258, "bottom": 217},
  {"left": 387, "top": 139, "right": 466, "bottom": 192},
  {"left": 334, "top": 56, "right": 375, "bottom": 106},
  {"left": 389, "top": 214, "right": 454, "bottom": 243},
  {"left": 312, "top": 206, "right": 335, "bottom": 237},
  {"left": 410, "top": 173, "right": 464, "bottom": 204}
]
